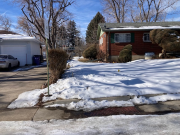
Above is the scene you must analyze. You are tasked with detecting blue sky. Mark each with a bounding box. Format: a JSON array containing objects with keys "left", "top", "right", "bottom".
[
  {"left": 0, "top": 0, "right": 180, "bottom": 37},
  {"left": 67, "top": 0, "right": 103, "bottom": 37},
  {"left": 0, "top": 0, "right": 103, "bottom": 37}
]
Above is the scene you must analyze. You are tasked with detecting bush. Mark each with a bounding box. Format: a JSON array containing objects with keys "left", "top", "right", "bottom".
[
  {"left": 48, "top": 49, "right": 68, "bottom": 84},
  {"left": 96, "top": 45, "right": 106, "bottom": 61},
  {"left": 150, "top": 29, "right": 179, "bottom": 45},
  {"left": 118, "top": 44, "right": 132, "bottom": 63},
  {"left": 161, "top": 37, "right": 180, "bottom": 52},
  {"left": 96, "top": 50, "right": 106, "bottom": 61},
  {"left": 150, "top": 29, "right": 180, "bottom": 58},
  {"left": 83, "top": 44, "right": 97, "bottom": 59}
]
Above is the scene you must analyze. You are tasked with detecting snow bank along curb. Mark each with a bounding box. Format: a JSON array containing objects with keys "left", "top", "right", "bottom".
[
  {"left": 45, "top": 99, "right": 134, "bottom": 112},
  {"left": 44, "top": 93, "right": 180, "bottom": 112},
  {"left": 1, "top": 113, "right": 180, "bottom": 135}
]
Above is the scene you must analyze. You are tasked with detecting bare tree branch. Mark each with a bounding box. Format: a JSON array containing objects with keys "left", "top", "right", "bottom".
[
  {"left": 102, "top": 0, "right": 179, "bottom": 23},
  {"left": 0, "top": 14, "right": 12, "bottom": 31},
  {"left": 16, "top": 0, "right": 74, "bottom": 49}
]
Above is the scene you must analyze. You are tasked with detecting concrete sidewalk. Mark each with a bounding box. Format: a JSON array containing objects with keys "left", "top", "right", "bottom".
[
  {"left": 0, "top": 66, "right": 47, "bottom": 110},
  {"left": 1, "top": 94, "right": 180, "bottom": 121},
  {"left": 0, "top": 66, "right": 47, "bottom": 121}
]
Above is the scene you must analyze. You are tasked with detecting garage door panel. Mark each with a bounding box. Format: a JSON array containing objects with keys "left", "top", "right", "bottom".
[{"left": 1, "top": 45, "right": 27, "bottom": 66}]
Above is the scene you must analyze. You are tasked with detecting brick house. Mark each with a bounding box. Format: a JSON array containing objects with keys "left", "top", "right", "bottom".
[{"left": 97, "top": 22, "right": 180, "bottom": 61}]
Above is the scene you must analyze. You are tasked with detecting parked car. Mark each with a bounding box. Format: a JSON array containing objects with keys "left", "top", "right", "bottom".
[{"left": 0, "top": 54, "right": 20, "bottom": 69}]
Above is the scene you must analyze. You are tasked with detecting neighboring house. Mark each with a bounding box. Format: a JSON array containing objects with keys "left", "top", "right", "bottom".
[
  {"left": 97, "top": 22, "right": 180, "bottom": 61},
  {"left": 0, "top": 32, "right": 43, "bottom": 66}
]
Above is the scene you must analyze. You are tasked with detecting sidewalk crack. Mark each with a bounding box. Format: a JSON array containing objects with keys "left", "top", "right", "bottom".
[{"left": 32, "top": 107, "right": 39, "bottom": 121}]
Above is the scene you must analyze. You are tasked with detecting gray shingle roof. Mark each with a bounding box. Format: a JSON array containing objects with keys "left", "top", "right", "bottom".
[{"left": 99, "top": 22, "right": 180, "bottom": 31}]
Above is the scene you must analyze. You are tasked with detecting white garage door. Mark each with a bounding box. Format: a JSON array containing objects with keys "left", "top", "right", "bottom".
[{"left": 1, "top": 45, "right": 27, "bottom": 66}]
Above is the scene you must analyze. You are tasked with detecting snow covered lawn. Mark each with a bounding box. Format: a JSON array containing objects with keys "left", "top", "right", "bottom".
[
  {"left": 8, "top": 57, "right": 180, "bottom": 111},
  {"left": 1, "top": 113, "right": 180, "bottom": 135}
]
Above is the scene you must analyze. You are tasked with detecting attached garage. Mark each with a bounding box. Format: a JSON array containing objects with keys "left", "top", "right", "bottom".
[{"left": 0, "top": 34, "right": 42, "bottom": 66}]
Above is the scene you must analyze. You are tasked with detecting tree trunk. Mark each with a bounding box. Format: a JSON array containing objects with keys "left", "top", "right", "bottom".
[{"left": 161, "top": 49, "right": 167, "bottom": 58}]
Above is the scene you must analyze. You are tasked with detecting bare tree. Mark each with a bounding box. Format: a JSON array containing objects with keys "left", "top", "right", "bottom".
[
  {"left": 74, "top": 36, "right": 86, "bottom": 56},
  {"left": 131, "top": 0, "right": 179, "bottom": 22},
  {"left": 13, "top": 0, "right": 74, "bottom": 49},
  {"left": 0, "top": 15, "right": 12, "bottom": 31},
  {"left": 102, "top": 0, "right": 179, "bottom": 23},
  {"left": 101, "top": 0, "right": 130, "bottom": 23},
  {"left": 17, "top": 16, "right": 37, "bottom": 37}
]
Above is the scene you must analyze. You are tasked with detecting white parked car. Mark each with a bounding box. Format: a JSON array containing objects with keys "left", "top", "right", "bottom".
[{"left": 0, "top": 54, "right": 20, "bottom": 69}]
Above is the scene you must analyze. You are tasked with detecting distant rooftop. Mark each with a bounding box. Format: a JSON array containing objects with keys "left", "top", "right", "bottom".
[
  {"left": 0, "top": 30, "right": 18, "bottom": 34},
  {"left": 99, "top": 22, "right": 180, "bottom": 31},
  {"left": 0, "top": 34, "right": 42, "bottom": 44}
]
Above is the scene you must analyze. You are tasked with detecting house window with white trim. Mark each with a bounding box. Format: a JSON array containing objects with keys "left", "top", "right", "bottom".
[
  {"left": 114, "top": 33, "right": 131, "bottom": 43},
  {"left": 143, "top": 33, "right": 151, "bottom": 42}
]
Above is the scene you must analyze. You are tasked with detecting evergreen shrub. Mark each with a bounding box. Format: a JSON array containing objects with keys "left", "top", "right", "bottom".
[
  {"left": 83, "top": 44, "right": 97, "bottom": 59},
  {"left": 48, "top": 49, "right": 68, "bottom": 84},
  {"left": 118, "top": 44, "right": 132, "bottom": 63},
  {"left": 150, "top": 29, "right": 180, "bottom": 53}
]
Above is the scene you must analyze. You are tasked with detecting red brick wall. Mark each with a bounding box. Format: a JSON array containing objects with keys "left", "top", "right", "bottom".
[
  {"left": 99, "top": 32, "right": 107, "bottom": 55},
  {"left": 109, "top": 31, "right": 162, "bottom": 56}
]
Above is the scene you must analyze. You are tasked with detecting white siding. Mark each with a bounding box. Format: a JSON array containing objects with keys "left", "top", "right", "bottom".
[
  {"left": 0, "top": 40, "right": 41, "bottom": 66},
  {"left": 0, "top": 41, "right": 29, "bottom": 66},
  {"left": 30, "top": 42, "right": 40, "bottom": 56},
  {"left": 1, "top": 45, "right": 27, "bottom": 66}
]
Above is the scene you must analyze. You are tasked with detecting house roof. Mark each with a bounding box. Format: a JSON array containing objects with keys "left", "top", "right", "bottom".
[
  {"left": 98, "top": 22, "right": 180, "bottom": 32},
  {"left": 0, "top": 30, "right": 18, "bottom": 34},
  {"left": 0, "top": 34, "right": 43, "bottom": 44}
]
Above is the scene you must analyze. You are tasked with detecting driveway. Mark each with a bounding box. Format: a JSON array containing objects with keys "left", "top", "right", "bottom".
[{"left": 0, "top": 66, "right": 47, "bottom": 110}]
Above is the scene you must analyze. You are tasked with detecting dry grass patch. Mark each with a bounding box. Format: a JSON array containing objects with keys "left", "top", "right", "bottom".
[
  {"left": 78, "top": 58, "right": 91, "bottom": 62},
  {"left": 78, "top": 58, "right": 99, "bottom": 63}
]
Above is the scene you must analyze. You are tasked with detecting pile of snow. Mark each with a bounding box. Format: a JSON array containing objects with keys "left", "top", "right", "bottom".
[
  {"left": 45, "top": 99, "right": 134, "bottom": 112},
  {"left": 45, "top": 93, "right": 180, "bottom": 111},
  {"left": 8, "top": 89, "right": 45, "bottom": 109},
  {"left": 8, "top": 57, "right": 180, "bottom": 109},
  {"left": 132, "top": 94, "right": 180, "bottom": 105},
  {"left": 1, "top": 113, "right": 180, "bottom": 134}
]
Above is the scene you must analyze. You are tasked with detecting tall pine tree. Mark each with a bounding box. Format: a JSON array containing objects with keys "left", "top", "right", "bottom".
[
  {"left": 57, "top": 25, "right": 67, "bottom": 47},
  {"left": 86, "top": 12, "right": 105, "bottom": 45},
  {"left": 59, "top": 25, "right": 67, "bottom": 40},
  {"left": 66, "top": 20, "right": 80, "bottom": 47}
]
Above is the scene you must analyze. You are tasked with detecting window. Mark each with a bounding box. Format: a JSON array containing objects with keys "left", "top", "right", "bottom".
[
  {"left": 143, "top": 33, "right": 151, "bottom": 42},
  {"left": 8, "top": 55, "right": 14, "bottom": 59},
  {"left": 114, "top": 33, "right": 131, "bottom": 43}
]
